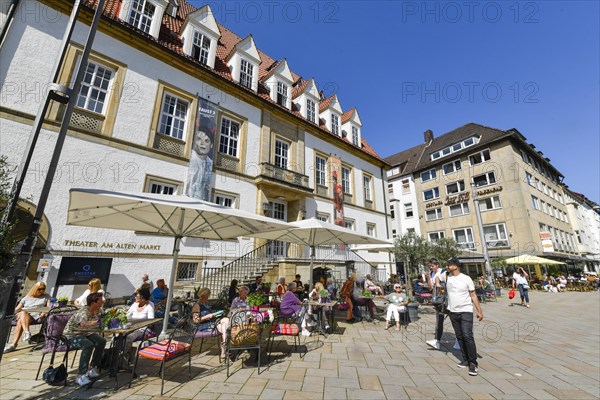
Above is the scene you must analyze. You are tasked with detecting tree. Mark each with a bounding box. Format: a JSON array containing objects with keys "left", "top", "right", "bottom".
[
  {"left": 429, "top": 237, "right": 462, "bottom": 264},
  {"left": 393, "top": 232, "right": 430, "bottom": 297},
  {"left": 0, "top": 155, "right": 19, "bottom": 272}
]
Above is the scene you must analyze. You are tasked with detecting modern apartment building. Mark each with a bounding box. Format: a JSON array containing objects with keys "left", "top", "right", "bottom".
[
  {"left": 563, "top": 189, "right": 600, "bottom": 272},
  {"left": 385, "top": 123, "right": 584, "bottom": 274},
  {"left": 0, "top": 0, "right": 390, "bottom": 298}
]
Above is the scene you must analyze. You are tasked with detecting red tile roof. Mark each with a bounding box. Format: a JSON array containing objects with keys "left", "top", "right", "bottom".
[
  {"left": 82, "top": 0, "right": 384, "bottom": 163},
  {"left": 341, "top": 108, "right": 356, "bottom": 124},
  {"left": 319, "top": 94, "right": 335, "bottom": 113}
]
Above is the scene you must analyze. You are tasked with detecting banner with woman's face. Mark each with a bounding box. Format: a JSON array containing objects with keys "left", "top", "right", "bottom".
[{"left": 186, "top": 97, "right": 218, "bottom": 201}]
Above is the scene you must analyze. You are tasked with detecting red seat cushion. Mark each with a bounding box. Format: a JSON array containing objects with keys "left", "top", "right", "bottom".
[
  {"left": 138, "top": 340, "right": 190, "bottom": 361},
  {"left": 272, "top": 323, "right": 299, "bottom": 335}
]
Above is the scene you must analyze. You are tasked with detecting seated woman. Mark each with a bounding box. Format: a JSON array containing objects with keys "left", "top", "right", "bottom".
[
  {"left": 364, "top": 274, "right": 384, "bottom": 296},
  {"left": 74, "top": 278, "right": 105, "bottom": 306},
  {"left": 124, "top": 287, "right": 155, "bottom": 360},
  {"left": 276, "top": 277, "right": 287, "bottom": 297},
  {"left": 231, "top": 286, "right": 250, "bottom": 309},
  {"left": 191, "top": 288, "right": 230, "bottom": 358},
  {"left": 557, "top": 275, "right": 567, "bottom": 292},
  {"left": 280, "top": 282, "right": 311, "bottom": 336},
  {"left": 228, "top": 279, "right": 238, "bottom": 305},
  {"left": 4, "top": 282, "right": 50, "bottom": 353},
  {"left": 385, "top": 284, "right": 407, "bottom": 331}
]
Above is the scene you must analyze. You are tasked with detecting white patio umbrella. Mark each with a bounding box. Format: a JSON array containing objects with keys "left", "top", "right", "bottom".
[
  {"left": 67, "top": 188, "right": 290, "bottom": 336},
  {"left": 248, "top": 218, "right": 390, "bottom": 290}
]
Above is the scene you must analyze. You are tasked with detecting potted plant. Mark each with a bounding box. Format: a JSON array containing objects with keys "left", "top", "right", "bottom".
[
  {"left": 247, "top": 292, "right": 266, "bottom": 311},
  {"left": 263, "top": 282, "right": 271, "bottom": 294},
  {"left": 318, "top": 289, "right": 330, "bottom": 303},
  {"left": 406, "top": 297, "right": 419, "bottom": 322},
  {"left": 101, "top": 308, "right": 128, "bottom": 329},
  {"left": 57, "top": 296, "right": 70, "bottom": 307}
]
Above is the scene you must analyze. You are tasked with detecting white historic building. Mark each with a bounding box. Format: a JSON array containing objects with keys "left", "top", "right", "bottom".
[
  {"left": 563, "top": 189, "right": 600, "bottom": 273},
  {"left": 0, "top": 0, "right": 391, "bottom": 299}
]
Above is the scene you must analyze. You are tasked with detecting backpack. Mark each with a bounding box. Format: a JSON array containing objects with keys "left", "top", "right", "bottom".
[{"left": 43, "top": 364, "right": 67, "bottom": 385}]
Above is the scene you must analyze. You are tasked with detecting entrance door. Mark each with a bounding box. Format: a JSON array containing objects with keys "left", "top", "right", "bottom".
[{"left": 267, "top": 201, "right": 287, "bottom": 257}]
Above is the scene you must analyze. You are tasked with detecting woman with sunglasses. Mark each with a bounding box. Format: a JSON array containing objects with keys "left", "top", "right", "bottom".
[
  {"left": 384, "top": 284, "right": 408, "bottom": 331},
  {"left": 74, "top": 278, "right": 105, "bottom": 306},
  {"left": 4, "top": 282, "right": 50, "bottom": 353}
]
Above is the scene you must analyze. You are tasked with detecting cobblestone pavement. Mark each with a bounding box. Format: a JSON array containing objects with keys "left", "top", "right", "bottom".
[{"left": 1, "top": 291, "right": 599, "bottom": 399}]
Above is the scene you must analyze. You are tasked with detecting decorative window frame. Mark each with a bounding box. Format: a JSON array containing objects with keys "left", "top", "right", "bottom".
[
  {"left": 425, "top": 207, "right": 442, "bottom": 221},
  {"left": 144, "top": 175, "right": 182, "bottom": 195},
  {"left": 468, "top": 148, "right": 491, "bottom": 166},
  {"left": 214, "top": 190, "right": 239, "bottom": 208},
  {"left": 421, "top": 168, "right": 437, "bottom": 182},
  {"left": 363, "top": 173, "right": 373, "bottom": 202},
  {"left": 341, "top": 165, "right": 353, "bottom": 196},
  {"left": 428, "top": 231, "right": 445, "bottom": 242},
  {"left": 315, "top": 153, "right": 328, "bottom": 189},
  {"left": 119, "top": 0, "right": 168, "bottom": 39},
  {"left": 404, "top": 202, "right": 414, "bottom": 218},
  {"left": 147, "top": 81, "right": 196, "bottom": 158},
  {"left": 49, "top": 44, "right": 127, "bottom": 137},
  {"left": 274, "top": 136, "right": 291, "bottom": 170}
]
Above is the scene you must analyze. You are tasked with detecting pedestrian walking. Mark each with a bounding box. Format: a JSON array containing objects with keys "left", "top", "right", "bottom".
[
  {"left": 445, "top": 258, "right": 483, "bottom": 376},
  {"left": 513, "top": 268, "right": 531, "bottom": 307},
  {"left": 426, "top": 258, "right": 447, "bottom": 350}
]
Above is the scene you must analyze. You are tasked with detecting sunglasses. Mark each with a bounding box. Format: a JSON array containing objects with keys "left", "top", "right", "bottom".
[{"left": 37, "top": 288, "right": 46, "bottom": 291}]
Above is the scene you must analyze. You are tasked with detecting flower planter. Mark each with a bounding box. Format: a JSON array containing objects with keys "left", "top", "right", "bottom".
[
  {"left": 57, "top": 300, "right": 68, "bottom": 307},
  {"left": 251, "top": 306, "right": 260, "bottom": 311},
  {"left": 108, "top": 318, "right": 121, "bottom": 329}
]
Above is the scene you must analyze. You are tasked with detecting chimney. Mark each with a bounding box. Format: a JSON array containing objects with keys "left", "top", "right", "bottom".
[{"left": 424, "top": 129, "right": 434, "bottom": 144}]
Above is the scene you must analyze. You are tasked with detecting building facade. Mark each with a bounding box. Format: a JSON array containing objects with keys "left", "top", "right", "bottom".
[
  {"left": 385, "top": 123, "right": 588, "bottom": 276},
  {"left": 0, "top": 0, "right": 390, "bottom": 299},
  {"left": 563, "top": 189, "right": 600, "bottom": 272}
]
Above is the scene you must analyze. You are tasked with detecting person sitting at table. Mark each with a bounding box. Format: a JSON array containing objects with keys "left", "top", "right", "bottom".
[
  {"left": 364, "top": 274, "right": 384, "bottom": 296},
  {"left": 280, "top": 282, "right": 312, "bottom": 336},
  {"left": 385, "top": 284, "right": 408, "bottom": 331},
  {"left": 475, "top": 275, "right": 491, "bottom": 301},
  {"left": 293, "top": 274, "right": 303, "bottom": 289},
  {"left": 128, "top": 282, "right": 152, "bottom": 306},
  {"left": 557, "top": 275, "right": 567, "bottom": 292},
  {"left": 191, "top": 288, "right": 230, "bottom": 359},
  {"left": 4, "top": 282, "right": 50, "bottom": 353},
  {"left": 228, "top": 279, "right": 238, "bottom": 304},
  {"left": 249, "top": 276, "right": 264, "bottom": 293},
  {"left": 353, "top": 281, "right": 376, "bottom": 320},
  {"left": 74, "top": 278, "right": 105, "bottom": 306},
  {"left": 152, "top": 279, "right": 177, "bottom": 325},
  {"left": 308, "top": 282, "right": 330, "bottom": 331},
  {"left": 276, "top": 277, "right": 287, "bottom": 296},
  {"left": 326, "top": 277, "right": 336, "bottom": 299},
  {"left": 231, "top": 286, "right": 250, "bottom": 309},
  {"left": 124, "top": 287, "right": 155, "bottom": 361},
  {"left": 543, "top": 275, "right": 558, "bottom": 293},
  {"left": 63, "top": 292, "right": 106, "bottom": 386}
]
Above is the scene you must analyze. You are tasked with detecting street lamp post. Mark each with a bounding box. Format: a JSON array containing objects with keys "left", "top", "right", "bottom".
[{"left": 471, "top": 179, "right": 496, "bottom": 290}]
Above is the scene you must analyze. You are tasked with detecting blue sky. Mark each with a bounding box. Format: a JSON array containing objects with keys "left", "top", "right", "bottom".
[{"left": 191, "top": 1, "right": 600, "bottom": 202}]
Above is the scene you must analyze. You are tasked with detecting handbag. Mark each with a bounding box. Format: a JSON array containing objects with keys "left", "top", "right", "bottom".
[
  {"left": 522, "top": 284, "right": 530, "bottom": 290},
  {"left": 43, "top": 364, "right": 67, "bottom": 385},
  {"left": 508, "top": 288, "right": 516, "bottom": 299},
  {"left": 431, "top": 294, "right": 446, "bottom": 307}
]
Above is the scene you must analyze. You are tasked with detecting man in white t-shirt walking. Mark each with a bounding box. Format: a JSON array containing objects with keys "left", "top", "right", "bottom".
[
  {"left": 426, "top": 258, "right": 446, "bottom": 350},
  {"left": 445, "top": 258, "right": 483, "bottom": 376}
]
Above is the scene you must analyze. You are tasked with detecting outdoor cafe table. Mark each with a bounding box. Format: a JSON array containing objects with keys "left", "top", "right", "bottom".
[
  {"left": 74, "top": 317, "right": 162, "bottom": 389},
  {"left": 307, "top": 300, "right": 337, "bottom": 336}
]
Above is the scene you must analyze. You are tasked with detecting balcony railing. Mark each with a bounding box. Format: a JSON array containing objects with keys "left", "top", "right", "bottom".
[{"left": 258, "top": 162, "right": 310, "bottom": 190}]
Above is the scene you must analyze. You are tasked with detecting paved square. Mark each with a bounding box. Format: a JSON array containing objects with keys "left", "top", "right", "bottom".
[{"left": 1, "top": 291, "right": 598, "bottom": 399}]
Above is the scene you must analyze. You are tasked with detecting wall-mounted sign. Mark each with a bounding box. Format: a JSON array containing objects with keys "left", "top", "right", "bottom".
[
  {"left": 445, "top": 192, "right": 470, "bottom": 206},
  {"left": 56, "top": 257, "right": 113, "bottom": 286},
  {"left": 477, "top": 186, "right": 503, "bottom": 197},
  {"left": 539, "top": 232, "right": 554, "bottom": 253},
  {"left": 36, "top": 258, "right": 52, "bottom": 273},
  {"left": 425, "top": 200, "right": 443, "bottom": 209},
  {"left": 63, "top": 240, "right": 161, "bottom": 251}
]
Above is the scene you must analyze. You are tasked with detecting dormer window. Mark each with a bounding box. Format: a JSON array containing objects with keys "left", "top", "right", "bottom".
[
  {"left": 351, "top": 126, "right": 359, "bottom": 146},
  {"left": 128, "top": 0, "right": 155, "bottom": 34},
  {"left": 192, "top": 31, "right": 211, "bottom": 65},
  {"left": 331, "top": 114, "right": 340, "bottom": 136},
  {"left": 240, "top": 59, "right": 253, "bottom": 89},
  {"left": 276, "top": 82, "right": 288, "bottom": 107},
  {"left": 306, "top": 98, "right": 316, "bottom": 123}
]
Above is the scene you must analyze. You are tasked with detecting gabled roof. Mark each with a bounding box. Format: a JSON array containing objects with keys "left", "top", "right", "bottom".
[
  {"left": 341, "top": 108, "right": 361, "bottom": 126},
  {"left": 319, "top": 94, "right": 342, "bottom": 114},
  {"left": 181, "top": 5, "right": 220, "bottom": 38},
  {"left": 384, "top": 143, "right": 426, "bottom": 176},
  {"left": 292, "top": 78, "right": 319, "bottom": 99},
  {"left": 80, "top": 0, "right": 384, "bottom": 163},
  {"left": 225, "top": 35, "right": 261, "bottom": 64},
  {"left": 261, "top": 58, "right": 294, "bottom": 83}
]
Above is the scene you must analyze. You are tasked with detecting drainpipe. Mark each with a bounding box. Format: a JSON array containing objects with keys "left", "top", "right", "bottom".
[
  {"left": 380, "top": 166, "right": 392, "bottom": 277},
  {"left": 0, "top": 0, "right": 20, "bottom": 49}
]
